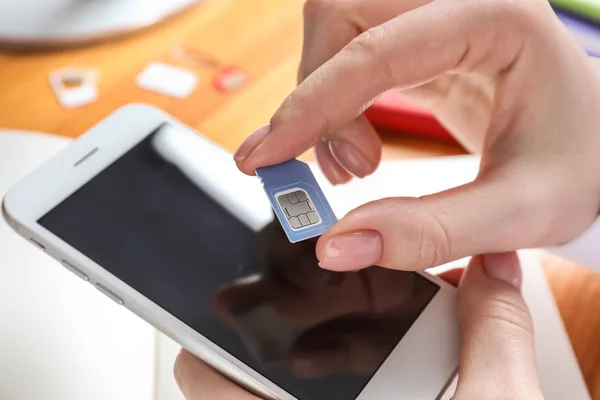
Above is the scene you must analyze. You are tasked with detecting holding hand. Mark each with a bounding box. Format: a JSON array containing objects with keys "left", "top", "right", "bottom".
[
  {"left": 234, "top": 0, "right": 600, "bottom": 272},
  {"left": 175, "top": 253, "right": 544, "bottom": 400}
]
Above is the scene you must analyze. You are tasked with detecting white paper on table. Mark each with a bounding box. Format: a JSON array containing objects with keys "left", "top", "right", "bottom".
[{"left": 136, "top": 62, "right": 199, "bottom": 99}]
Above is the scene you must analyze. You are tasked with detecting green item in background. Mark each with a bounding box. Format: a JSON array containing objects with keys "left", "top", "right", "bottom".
[{"left": 550, "top": 0, "right": 600, "bottom": 24}]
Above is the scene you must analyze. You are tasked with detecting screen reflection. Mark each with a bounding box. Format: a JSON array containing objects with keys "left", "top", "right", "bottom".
[{"left": 39, "top": 124, "right": 439, "bottom": 399}]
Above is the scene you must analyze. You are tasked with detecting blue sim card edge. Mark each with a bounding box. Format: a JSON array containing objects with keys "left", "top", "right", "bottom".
[{"left": 256, "top": 160, "right": 337, "bottom": 243}]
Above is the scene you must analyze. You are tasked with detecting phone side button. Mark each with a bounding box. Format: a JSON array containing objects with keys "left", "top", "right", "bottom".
[
  {"left": 29, "top": 238, "right": 45, "bottom": 251},
  {"left": 61, "top": 260, "right": 89, "bottom": 281},
  {"left": 95, "top": 284, "right": 124, "bottom": 305}
]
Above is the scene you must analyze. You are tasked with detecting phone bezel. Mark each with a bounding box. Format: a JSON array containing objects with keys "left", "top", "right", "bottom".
[{"left": 2, "top": 104, "right": 459, "bottom": 400}]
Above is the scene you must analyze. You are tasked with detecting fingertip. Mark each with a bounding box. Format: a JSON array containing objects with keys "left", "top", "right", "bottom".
[
  {"left": 482, "top": 252, "right": 522, "bottom": 289},
  {"left": 330, "top": 139, "right": 376, "bottom": 178},
  {"left": 319, "top": 162, "right": 354, "bottom": 186},
  {"left": 315, "top": 234, "right": 328, "bottom": 263},
  {"left": 329, "top": 117, "right": 382, "bottom": 179},
  {"left": 233, "top": 124, "right": 271, "bottom": 162},
  {"left": 173, "top": 349, "right": 197, "bottom": 396},
  {"left": 233, "top": 157, "right": 257, "bottom": 176},
  {"left": 315, "top": 141, "right": 353, "bottom": 185},
  {"left": 317, "top": 230, "right": 383, "bottom": 271},
  {"left": 173, "top": 349, "right": 184, "bottom": 384},
  {"left": 462, "top": 253, "right": 522, "bottom": 289}
]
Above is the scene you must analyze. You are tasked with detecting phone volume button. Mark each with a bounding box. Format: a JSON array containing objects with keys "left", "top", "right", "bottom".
[
  {"left": 61, "top": 260, "right": 89, "bottom": 281},
  {"left": 29, "top": 238, "right": 45, "bottom": 251},
  {"left": 95, "top": 284, "right": 124, "bottom": 305}
]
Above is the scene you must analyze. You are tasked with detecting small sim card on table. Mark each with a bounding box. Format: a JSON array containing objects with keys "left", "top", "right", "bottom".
[
  {"left": 256, "top": 160, "right": 337, "bottom": 243},
  {"left": 49, "top": 67, "right": 98, "bottom": 108},
  {"left": 213, "top": 66, "right": 249, "bottom": 93}
]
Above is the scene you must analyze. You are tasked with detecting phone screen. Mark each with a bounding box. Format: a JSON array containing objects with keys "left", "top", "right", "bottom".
[{"left": 38, "top": 125, "right": 439, "bottom": 399}]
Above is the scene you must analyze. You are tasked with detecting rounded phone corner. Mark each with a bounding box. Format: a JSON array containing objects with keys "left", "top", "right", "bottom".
[
  {"left": 113, "top": 102, "right": 165, "bottom": 118},
  {"left": 2, "top": 195, "right": 21, "bottom": 233}
]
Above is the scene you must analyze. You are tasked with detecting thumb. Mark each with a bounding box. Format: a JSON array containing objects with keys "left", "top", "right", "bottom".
[
  {"left": 453, "top": 252, "right": 542, "bottom": 400},
  {"left": 174, "top": 349, "right": 258, "bottom": 400},
  {"left": 316, "top": 174, "right": 543, "bottom": 272}
]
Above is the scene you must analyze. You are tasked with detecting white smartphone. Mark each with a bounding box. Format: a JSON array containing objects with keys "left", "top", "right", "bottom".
[{"left": 2, "top": 104, "right": 459, "bottom": 400}]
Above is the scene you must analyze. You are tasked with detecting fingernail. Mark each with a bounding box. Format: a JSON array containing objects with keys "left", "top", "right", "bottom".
[
  {"left": 319, "top": 230, "right": 382, "bottom": 271},
  {"left": 330, "top": 140, "right": 373, "bottom": 178},
  {"left": 324, "top": 161, "right": 351, "bottom": 186},
  {"left": 234, "top": 124, "right": 271, "bottom": 161},
  {"left": 314, "top": 140, "right": 352, "bottom": 185},
  {"left": 482, "top": 253, "right": 522, "bottom": 289}
]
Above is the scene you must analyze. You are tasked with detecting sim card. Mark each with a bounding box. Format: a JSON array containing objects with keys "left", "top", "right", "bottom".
[
  {"left": 49, "top": 67, "right": 98, "bottom": 108},
  {"left": 256, "top": 159, "right": 337, "bottom": 243}
]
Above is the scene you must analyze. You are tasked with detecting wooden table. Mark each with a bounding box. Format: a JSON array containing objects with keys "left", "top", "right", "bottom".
[{"left": 0, "top": 0, "right": 598, "bottom": 397}]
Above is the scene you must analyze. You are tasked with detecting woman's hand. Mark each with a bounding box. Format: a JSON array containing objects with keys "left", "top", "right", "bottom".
[
  {"left": 234, "top": 0, "right": 600, "bottom": 272},
  {"left": 174, "top": 253, "right": 544, "bottom": 400}
]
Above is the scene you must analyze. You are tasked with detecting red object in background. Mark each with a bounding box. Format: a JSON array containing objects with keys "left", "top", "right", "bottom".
[
  {"left": 213, "top": 66, "right": 249, "bottom": 93},
  {"left": 365, "top": 92, "right": 454, "bottom": 141}
]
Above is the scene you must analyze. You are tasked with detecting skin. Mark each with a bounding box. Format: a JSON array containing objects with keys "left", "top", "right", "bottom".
[
  {"left": 234, "top": 0, "right": 600, "bottom": 273},
  {"left": 176, "top": 0, "right": 600, "bottom": 397},
  {"left": 175, "top": 254, "right": 544, "bottom": 399}
]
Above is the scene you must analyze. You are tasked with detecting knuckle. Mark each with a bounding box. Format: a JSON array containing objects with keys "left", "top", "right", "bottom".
[
  {"left": 346, "top": 27, "right": 394, "bottom": 87},
  {"left": 350, "top": 29, "right": 379, "bottom": 56},
  {"left": 479, "top": 292, "right": 534, "bottom": 336},
  {"left": 415, "top": 213, "right": 452, "bottom": 269},
  {"left": 348, "top": 28, "right": 382, "bottom": 66},
  {"left": 274, "top": 79, "right": 332, "bottom": 135}
]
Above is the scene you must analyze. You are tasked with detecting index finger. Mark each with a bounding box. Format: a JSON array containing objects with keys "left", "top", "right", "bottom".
[{"left": 236, "top": 0, "right": 472, "bottom": 174}]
